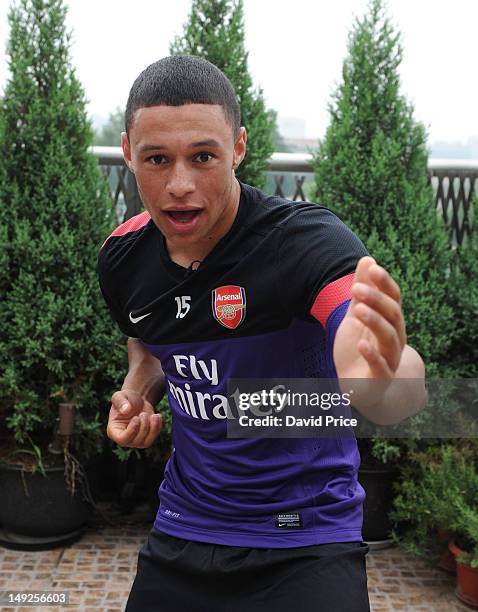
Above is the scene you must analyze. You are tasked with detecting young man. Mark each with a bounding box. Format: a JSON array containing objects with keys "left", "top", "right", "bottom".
[{"left": 98, "top": 55, "right": 427, "bottom": 612}]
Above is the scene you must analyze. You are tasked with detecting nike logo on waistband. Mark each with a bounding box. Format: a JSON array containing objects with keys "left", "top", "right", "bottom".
[{"left": 129, "top": 311, "right": 153, "bottom": 324}]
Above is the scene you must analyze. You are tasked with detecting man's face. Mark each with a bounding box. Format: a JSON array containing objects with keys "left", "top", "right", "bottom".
[{"left": 122, "top": 104, "right": 246, "bottom": 252}]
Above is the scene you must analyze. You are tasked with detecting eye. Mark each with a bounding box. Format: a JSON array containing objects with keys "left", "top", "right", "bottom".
[
  {"left": 194, "top": 152, "right": 214, "bottom": 163},
  {"left": 147, "top": 154, "right": 168, "bottom": 165}
]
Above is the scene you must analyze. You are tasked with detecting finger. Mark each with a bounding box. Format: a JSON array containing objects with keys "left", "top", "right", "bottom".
[
  {"left": 354, "top": 256, "right": 377, "bottom": 283},
  {"left": 107, "top": 411, "right": 126, "bottom": 437},
  {"left": 113, "top": 415, "right": 142, "bottom": 446},
  {"left": 129, "top": 412, "right": 151, "bottom": 448},
  {"left": 351, "top": 281, "right": 407, "bottom": 349},
  {"left": 111, "top": 389, "right": 144, "bottom": 417},
  {"left": 354, "top": 303, "right": 402, "bottom": 372},
  {"left": 151, "top": 412, "right": 163, "bottom": 432},
  {"left": 350, "top": 256, "right": 376, "bottom": 310},
  {"left": 368, "top": 264, "right": 402, "bottom": 304},
  {"left": 142, "top": 413, "right": 163, "bottom": 448},
  {"left": 357, "top": 338, "right": 394, "bottom": 379},
  {"left": 368, "top": 264, "right": 406, "bottom": 348},
  {"left": 111, "top": 390, "right": 129, "bottom": 413}
]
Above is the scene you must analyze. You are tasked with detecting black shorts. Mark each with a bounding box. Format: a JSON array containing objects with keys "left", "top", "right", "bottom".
[{"left": 125, "top": 528, "right": 371, "bottom": 612}]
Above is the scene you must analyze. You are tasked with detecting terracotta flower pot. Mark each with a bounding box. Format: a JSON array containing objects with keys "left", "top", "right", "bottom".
[{"left": 449, "top": 541, "right": 478, "bottom": 609}]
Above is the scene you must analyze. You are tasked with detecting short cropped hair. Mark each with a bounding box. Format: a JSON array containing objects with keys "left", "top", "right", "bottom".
[{"left": 125, "top": 55, "right": 241, "bottom": 137}]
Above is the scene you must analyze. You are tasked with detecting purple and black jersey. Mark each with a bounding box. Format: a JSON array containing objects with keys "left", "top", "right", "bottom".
[{"left": 98, "top": 182, "right": 369, "bottom": 548}]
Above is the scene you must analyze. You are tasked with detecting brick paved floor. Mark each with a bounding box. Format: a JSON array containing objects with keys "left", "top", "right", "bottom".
[{"left": 0, "top": 503, "right": 471, "bottom": 611}]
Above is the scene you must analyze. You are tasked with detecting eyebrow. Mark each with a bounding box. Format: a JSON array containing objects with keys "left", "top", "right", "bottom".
[{"left": 139, "top": 139, "right": 221, "bottom": 152}]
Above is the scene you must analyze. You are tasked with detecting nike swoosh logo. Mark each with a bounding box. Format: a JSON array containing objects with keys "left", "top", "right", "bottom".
[{"left": 129, "top": 311, "right": 153, "bottom": 324}]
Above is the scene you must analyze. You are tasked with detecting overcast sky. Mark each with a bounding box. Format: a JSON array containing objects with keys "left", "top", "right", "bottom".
[{"left": 0, "top": 0, "right": 477, "bottom": 144}]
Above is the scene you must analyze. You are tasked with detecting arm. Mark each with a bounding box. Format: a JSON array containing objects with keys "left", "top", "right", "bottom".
[
  {"left": 121, "top": 337, "right": 166, "bottom": 407},
  {"left": 276, "top": 208, "right": 426, "bottom": 426},
  {"left": 97, "top": 252, "right": 166, "bottom": 447},
  {"left": 107, "top": 339, "right": 167, "bottom": 448},
  {"left": 333, "top": 256, "right": 427, "bottom": 426}
]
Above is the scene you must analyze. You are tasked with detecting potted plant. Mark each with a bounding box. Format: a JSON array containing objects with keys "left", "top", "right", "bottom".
[
  {"left": 445, "top": 447, "right": 478, "bottom": 608},
  {"left": 392, "top": 443, "right": 478, "bottom": 601},
  {"left": 0, "top": 402, "right": 95, "bottom": 549},
  {"left": 449, "top": 538, "right": 478, "bottom": 609},
  {"left": 0, "top": 0, "right": 126, "bottom": 548},
  {"left": 390, "top": 444, "right": 457, "bottom": 572},
  {"left": 356, "top": 375, "right": 468, "bottom": 546}
]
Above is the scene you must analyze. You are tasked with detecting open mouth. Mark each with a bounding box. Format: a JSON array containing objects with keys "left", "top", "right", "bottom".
[{"left": 165, "top": 210, "right": 202, "bottom": 224}]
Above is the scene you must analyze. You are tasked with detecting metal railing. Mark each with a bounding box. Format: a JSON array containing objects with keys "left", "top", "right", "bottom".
[{"left": 92, "top": 147, "right": 477, "bottom": 246}]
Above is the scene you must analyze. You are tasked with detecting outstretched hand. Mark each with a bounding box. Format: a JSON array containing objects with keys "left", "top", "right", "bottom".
[{"left": 107, "top": 389, "right": 163, "bottom": 449}]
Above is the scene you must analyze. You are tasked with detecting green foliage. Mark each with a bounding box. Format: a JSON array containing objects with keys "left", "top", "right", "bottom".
[
  {"left": 93, "top": 107, "right": 124, "bottom": 146},
  {"left": 6, "top": 432, "right": 47, "bottom": 476},
  {"left": 170, "top": 0, "right": 275, "bottom": 188},
  {"left": 391, "top": 443, "right": 478, "bottom": 566},
  {"left": 0, "top": 0, "right": 126, "bottom": 464},
  {"left": 446, "top": 224, "right": 478, "bottom": 377},
  {"left": 312, "top": 0, "right": 455, "bottom": 377},
  {"left": 364, "top": 437, "right": 402, "bottom": 464}
]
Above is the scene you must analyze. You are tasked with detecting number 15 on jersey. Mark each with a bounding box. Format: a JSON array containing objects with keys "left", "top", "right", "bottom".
[{"left": 175, "top": 296, "right": 191, "bottom": 319}]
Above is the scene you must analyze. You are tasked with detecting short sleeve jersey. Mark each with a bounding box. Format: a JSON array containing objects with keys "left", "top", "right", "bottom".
[{"left": 98, "top": 181, "right": 369, "bottom": 548}]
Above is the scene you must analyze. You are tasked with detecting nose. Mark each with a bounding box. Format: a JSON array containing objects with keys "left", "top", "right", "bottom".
[{"left": 165, "top": 161, "right": 195, "bottom": 199}]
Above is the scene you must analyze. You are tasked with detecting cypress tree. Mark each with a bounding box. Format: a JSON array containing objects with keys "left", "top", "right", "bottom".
[
  {"left": 447, "top": 228, "right": 478, "bottom": 377},
  {"left": 170, "top": 0, "right": 275, "bottom": 189},
  {"left": 312, "top": 0, "right": 455, "bottom": 377},
  {"left": 0, "top": 0, "right": 126, "bottom": 464}
]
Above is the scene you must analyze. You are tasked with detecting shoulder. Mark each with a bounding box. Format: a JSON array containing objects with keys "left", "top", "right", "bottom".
[
  {"left": 100, "top": 210, "right": 152, "bottom": 251},
  {"left": 97, "top": 210, "right": 154, "bottom": 281},
  {"left": 239, "top": 181, "right": 330, "bottom": 231},
  {"left": 277, "top": 195, "right": 348, "bottom": 229},
  {"left": 239, "top": 182, "right": 364, "bottom": 254},
  {"left": 276, "top": 198, "right": 363, "bottom": 256},
  {"left": 240, "top": 182, "right": 341, "bottom": 224}
]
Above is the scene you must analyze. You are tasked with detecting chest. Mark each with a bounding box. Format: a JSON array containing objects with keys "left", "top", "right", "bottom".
[{"left": 122, "top": 234, "right": 292, "bottom": 345}]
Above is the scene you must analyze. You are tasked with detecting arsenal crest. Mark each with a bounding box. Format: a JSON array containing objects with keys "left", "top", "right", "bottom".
[{"left": 212, "top": 285, "right": 246, "bottom": 330}]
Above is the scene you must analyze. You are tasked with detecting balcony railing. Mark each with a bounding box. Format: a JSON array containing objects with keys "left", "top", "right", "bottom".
[{"left": 92, "top": 147, "right": 477, "bottom": 247}]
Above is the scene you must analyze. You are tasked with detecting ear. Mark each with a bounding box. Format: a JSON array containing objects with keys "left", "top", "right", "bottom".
[
  {"left": 232, "top": 127, "right": 247, "bottom": 169},
  {"left": 121, "top": 131, "right": 133, "bottom": 172}
]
